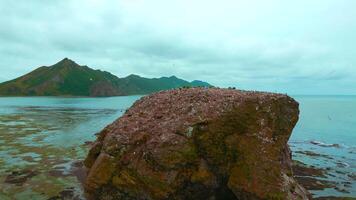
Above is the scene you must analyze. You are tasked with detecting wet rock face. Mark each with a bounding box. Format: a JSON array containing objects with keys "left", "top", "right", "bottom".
[{"left": 83, "top": 88, "right": 309, "bottom": 200}]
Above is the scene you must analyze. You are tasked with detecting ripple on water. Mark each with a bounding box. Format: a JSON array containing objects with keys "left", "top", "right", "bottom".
[
  {"left": 0, "top": 107, "right": 127, "bottom": 199},
  {"left": 290, "top": 139, "right": 356, "bottom": 198}
]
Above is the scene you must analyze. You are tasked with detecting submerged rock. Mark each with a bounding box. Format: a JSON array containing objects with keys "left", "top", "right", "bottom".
[
  {"left": 292, "top": 160, "right": 353, "bottom": 196},
  {"left": 47, "top": 187, "right": 82, "bottom": 200},
  {"left": 83, "top": 88, "right": 309, "bottom": 200},
  {"left": 4, "top": 169, "right": 38, "bottom": 186}
]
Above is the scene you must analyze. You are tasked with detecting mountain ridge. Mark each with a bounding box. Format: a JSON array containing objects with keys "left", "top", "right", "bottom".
[{"left": 0, "top": 58, "right": 212, "bottom": 97}]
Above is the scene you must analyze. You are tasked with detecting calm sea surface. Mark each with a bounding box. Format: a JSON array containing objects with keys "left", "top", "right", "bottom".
[
  {"left": 0, "top": 96, "right": 141, "bottom": 200},
  {"left": 0, "top": 95, "right": 355, "bottom": 199},
  {"left": 290, "top": 95, "right": 356, "bottom": 197}
]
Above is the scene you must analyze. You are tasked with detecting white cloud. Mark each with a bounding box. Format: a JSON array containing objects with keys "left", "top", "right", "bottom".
[{"left": 0, "top": 0, "right": 355, "bottom": 94}]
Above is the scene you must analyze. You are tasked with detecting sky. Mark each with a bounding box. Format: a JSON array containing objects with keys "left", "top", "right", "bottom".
[{"left": 0, "top": 0, "right": 355, "bottom": 95}]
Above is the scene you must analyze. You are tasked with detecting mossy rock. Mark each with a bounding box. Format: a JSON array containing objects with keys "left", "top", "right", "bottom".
[{"left": 84, "top": 88, "right": 309, "bottom": 200}]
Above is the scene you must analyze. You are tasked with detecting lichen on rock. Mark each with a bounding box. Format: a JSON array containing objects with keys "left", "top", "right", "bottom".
[{"left": 83, "top": 88, "right": 310, "bottom": 200}]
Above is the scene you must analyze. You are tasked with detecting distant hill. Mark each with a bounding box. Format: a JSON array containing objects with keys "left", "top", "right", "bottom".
[{"left": 0, "top": 58, "right": 212, "bottom": 97}]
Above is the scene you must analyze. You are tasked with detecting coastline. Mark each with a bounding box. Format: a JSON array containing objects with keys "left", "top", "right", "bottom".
[{"left": 0, "top": 94, "right": 355, "bottom": 199}]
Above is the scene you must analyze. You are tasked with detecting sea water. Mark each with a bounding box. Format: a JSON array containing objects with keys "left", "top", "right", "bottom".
[
  {"left": 290, "top": 95, "right": 356, "bottom": 197},
  {"left": 0, "top": 96, "right": 141, "bottom": 199},
  {"left": 0, "top": 95, "right": 354, "bottom": 199}
]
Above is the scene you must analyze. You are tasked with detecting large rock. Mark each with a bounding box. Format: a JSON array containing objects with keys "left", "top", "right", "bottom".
[{"left": 83, "top": 88, "right": 310, "bottom": 200}]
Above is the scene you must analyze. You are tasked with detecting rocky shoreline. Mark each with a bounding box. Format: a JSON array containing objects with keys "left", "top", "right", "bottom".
[
  {"left": 4, "top": 157, "right": 350, "bottom": 200},
  {"left": 2, "top": 89, "right": 354, "bottom": 199}
]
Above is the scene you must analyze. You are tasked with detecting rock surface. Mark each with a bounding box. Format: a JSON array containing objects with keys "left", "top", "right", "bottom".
[{"left": 83, "top": 88, "right": 310, "bottom": 200}]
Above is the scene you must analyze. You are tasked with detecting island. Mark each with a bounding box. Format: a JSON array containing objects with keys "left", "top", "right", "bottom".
[{"left": 0, "top": 58, "right": 211, "bottom": 97}]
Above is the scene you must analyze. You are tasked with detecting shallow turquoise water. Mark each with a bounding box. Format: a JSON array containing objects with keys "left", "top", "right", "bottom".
[
  {"left": 0, "top": 96, "right": 141, "bottom": 199},
  {"left": 291, "top": 95, "right": 356, "bottom": 146},
  {"left": 0, "top": 95, "right": 354, "bottom": 199},
  {"left": 290, "top": 95, "right": 356, "bottom": 197}
]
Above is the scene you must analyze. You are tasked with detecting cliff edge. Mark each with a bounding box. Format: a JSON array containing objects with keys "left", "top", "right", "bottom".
[{"left": 83, "top": 88, "right": 309, "bottom": 200}]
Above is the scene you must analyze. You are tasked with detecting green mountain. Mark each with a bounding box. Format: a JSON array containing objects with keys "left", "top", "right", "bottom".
[{"left": 0, "top": 58, "right": 211, "bottom": 97}]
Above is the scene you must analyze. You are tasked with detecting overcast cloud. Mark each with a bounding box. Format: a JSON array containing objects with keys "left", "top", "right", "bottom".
[{"left": 0, "top": 0, "right": 355, "bottom": 94}]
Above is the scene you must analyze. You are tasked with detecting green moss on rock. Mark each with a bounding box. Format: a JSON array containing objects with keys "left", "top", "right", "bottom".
[{"left": 83, "top": 88, "right": 309, "bottom": 200}]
